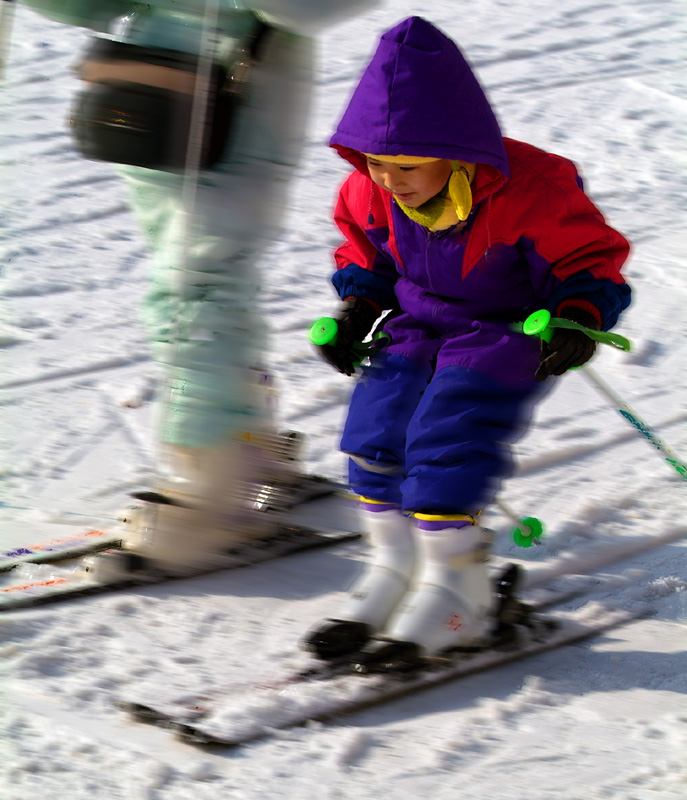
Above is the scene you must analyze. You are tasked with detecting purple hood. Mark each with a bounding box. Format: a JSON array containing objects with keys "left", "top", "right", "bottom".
[{"left": 330, "top": 17, "right": 509, "bottom": 180}]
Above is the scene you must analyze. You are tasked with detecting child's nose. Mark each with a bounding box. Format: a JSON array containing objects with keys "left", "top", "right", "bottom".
[{"left": 385, "top": 173, "right": 405, "bottom": 191}]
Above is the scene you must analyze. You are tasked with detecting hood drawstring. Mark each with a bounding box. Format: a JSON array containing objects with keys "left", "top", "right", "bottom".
[
  {"left": 367, "top": 185, "right": 375, "bottom": 225},
  {"left": 484, "top": 193, "right": 494, "bottom": 261},
  {"left": 448, "top": 162, "right": 473, "bottom": 221}
]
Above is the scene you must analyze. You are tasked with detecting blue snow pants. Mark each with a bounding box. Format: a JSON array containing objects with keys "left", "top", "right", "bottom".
[{"left": 340, "top": 353, "right": 544, "bottom": 514}]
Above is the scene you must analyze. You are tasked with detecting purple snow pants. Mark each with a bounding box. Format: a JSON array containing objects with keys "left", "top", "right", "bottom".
[{"left": 340, "top": 343, "right": 544, "bottom": 514}]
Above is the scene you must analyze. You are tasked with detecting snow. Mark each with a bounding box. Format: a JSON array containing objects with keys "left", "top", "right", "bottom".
[{"left": 1, "top": 0, "right": 686, "bottom": 797}]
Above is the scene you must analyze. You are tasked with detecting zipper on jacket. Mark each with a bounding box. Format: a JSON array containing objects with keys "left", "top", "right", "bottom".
[
  {"left": 424, "top": 228, "right": 440, "bottom": 308},
  {"left": 425, "top": 229, "right": 431, "bottom": 278}
]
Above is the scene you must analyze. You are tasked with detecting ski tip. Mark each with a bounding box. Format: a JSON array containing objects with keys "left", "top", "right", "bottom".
[
  {"left": 170, "top": 721, "right": 221, "bottom": 747},
  {"left": 117, "top": 700, "right": 161, "bottom": 719}
]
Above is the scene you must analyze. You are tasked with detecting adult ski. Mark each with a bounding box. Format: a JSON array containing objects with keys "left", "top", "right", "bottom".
[
  {"left": 0, "top": 474, "right": 343, "bottom": 576},
  {"left": 0, "top": 486, "right": 358, "bottom": 612},
  {"left": 0, "top": 527, "right": 122, "bottom": 573},
  {"left": 0, "top": 527, "right": 357, "bottom": 611}
]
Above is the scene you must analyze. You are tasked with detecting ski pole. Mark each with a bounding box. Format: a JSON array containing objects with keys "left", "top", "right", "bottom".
[
  {"left": 580, "top": 366, "right": 687, "bottom": 481},
  {"left": 522, "top": 309, "right": 687, "bottom": 481}
]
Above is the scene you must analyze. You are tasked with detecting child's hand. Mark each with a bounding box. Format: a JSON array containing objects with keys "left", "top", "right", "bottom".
[
  {"left": 314, "top": 297, "right": 379, "bottom": 376},
  {"left": 534, "top": 307, "right": 600, "bottom": 381}
]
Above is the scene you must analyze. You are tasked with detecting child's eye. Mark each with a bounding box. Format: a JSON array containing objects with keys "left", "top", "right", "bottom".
[{"left": 400, "top": 166, "right": 416, "bottom": 172}]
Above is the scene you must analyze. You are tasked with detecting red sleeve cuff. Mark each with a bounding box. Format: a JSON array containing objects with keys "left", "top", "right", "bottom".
[{"left": 556, "top": 298, "right": 602, "bottom": 327}]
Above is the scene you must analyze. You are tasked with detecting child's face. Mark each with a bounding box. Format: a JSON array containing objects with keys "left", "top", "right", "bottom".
[{"left": 365, "top": 157, "right": 453, "bottom": 207}]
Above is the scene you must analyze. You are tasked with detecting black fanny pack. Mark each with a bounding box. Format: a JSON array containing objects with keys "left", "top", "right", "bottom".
[{"left": 70, "top": 21, "right": 271, "bottom": 172}]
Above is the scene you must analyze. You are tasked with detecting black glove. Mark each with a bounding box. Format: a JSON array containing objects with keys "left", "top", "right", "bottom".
[
  {"left": 535, "top": 306, "right": 600, "bottom": 382},
  {"left": 316, "top": 297, "right": 380, "bottom": 376}
]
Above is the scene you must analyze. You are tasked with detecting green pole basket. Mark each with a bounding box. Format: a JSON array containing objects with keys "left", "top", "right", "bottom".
[{"left": 511, "top": 516, "right": 545, "bottom": 548}]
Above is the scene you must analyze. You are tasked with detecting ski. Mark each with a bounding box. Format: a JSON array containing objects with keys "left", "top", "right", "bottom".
[
  {"left": 168, "top": 600, "right": 648, "bottom": 747},
  {"left": 117, "top": 567, "right": 645, "bottom": 737},
  {"left": 117, "top": 523, "right": 687, "bottom": 734},
  {"left": 0, "top": 486, "right": 358, "bottom": 612},
  {"left": 0, "top": 525, "right": 357, "bottom": 611},
  {"left": 118, "top": 655, "right": 353, "bottom": 728},
  {"left": 0, "top": 473, "right": 343, "bottom": 576},
  {"left": 0, "top": 527, "right": 122, "bottom": 573}
]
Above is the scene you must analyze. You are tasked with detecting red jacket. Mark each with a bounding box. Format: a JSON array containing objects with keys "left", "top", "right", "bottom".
[{"left": 331, "top": 138, "right": 631, "bottom": 331}]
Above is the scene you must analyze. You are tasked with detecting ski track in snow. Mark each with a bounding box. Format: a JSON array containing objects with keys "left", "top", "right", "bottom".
[{"left": 2, "top": 0, "right": 687, "bottom": 798}]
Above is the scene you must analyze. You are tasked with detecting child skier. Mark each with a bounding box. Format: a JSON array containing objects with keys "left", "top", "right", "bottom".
[{"left": 304, "top": 16, "right": 631, "bottom": 668}]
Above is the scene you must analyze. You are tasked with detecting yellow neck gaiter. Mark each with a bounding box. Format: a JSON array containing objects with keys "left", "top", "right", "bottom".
[{"left": 396, "top": 161, "right": 475, "bottom": 231}]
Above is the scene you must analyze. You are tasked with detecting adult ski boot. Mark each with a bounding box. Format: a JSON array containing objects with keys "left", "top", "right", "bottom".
[{"left": 84, "top": 438, "right": 283, "bottom": 580}]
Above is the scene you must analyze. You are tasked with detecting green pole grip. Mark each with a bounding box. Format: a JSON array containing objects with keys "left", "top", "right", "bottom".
[
  {"left": 310, "top": 317, "right": 339, "bottom": 347},
  {"left": 522, "top": 309, "right": 632, "bottom": 352},
  {"left": 309, "top": 316, "right": 390, "bottom": 368},
  {"left": 309, "top": 316, "right": 368, "bottom": 368}
]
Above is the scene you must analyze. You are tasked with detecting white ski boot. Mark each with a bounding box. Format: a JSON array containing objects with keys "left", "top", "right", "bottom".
[
  {"left": 241, "top": 428, "right": 336, "bottom": 511},
  {"left": 303, "top": 505, "right": 415, "bottom": 659},
  {"left": 85, "top": 439, "right": 278, "bottom": 580},
  {"left": 354, "top": 515, "right": 495, "bottom": 670},
  {"left": 85, "top": 367, "right": 333, "bottom": 581}
]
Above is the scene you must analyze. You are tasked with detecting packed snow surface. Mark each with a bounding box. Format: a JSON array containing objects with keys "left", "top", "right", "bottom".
[{"left": 1, "top": 1, "right": 686, "bottom": 798}]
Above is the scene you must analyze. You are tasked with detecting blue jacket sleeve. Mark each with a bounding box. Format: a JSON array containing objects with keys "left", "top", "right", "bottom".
[
  {"left": 331, "top": 263, "right": 397, "bottom": 309},
  {"left": 548, "top": 271, "right": 632, "bottom": 331}
]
